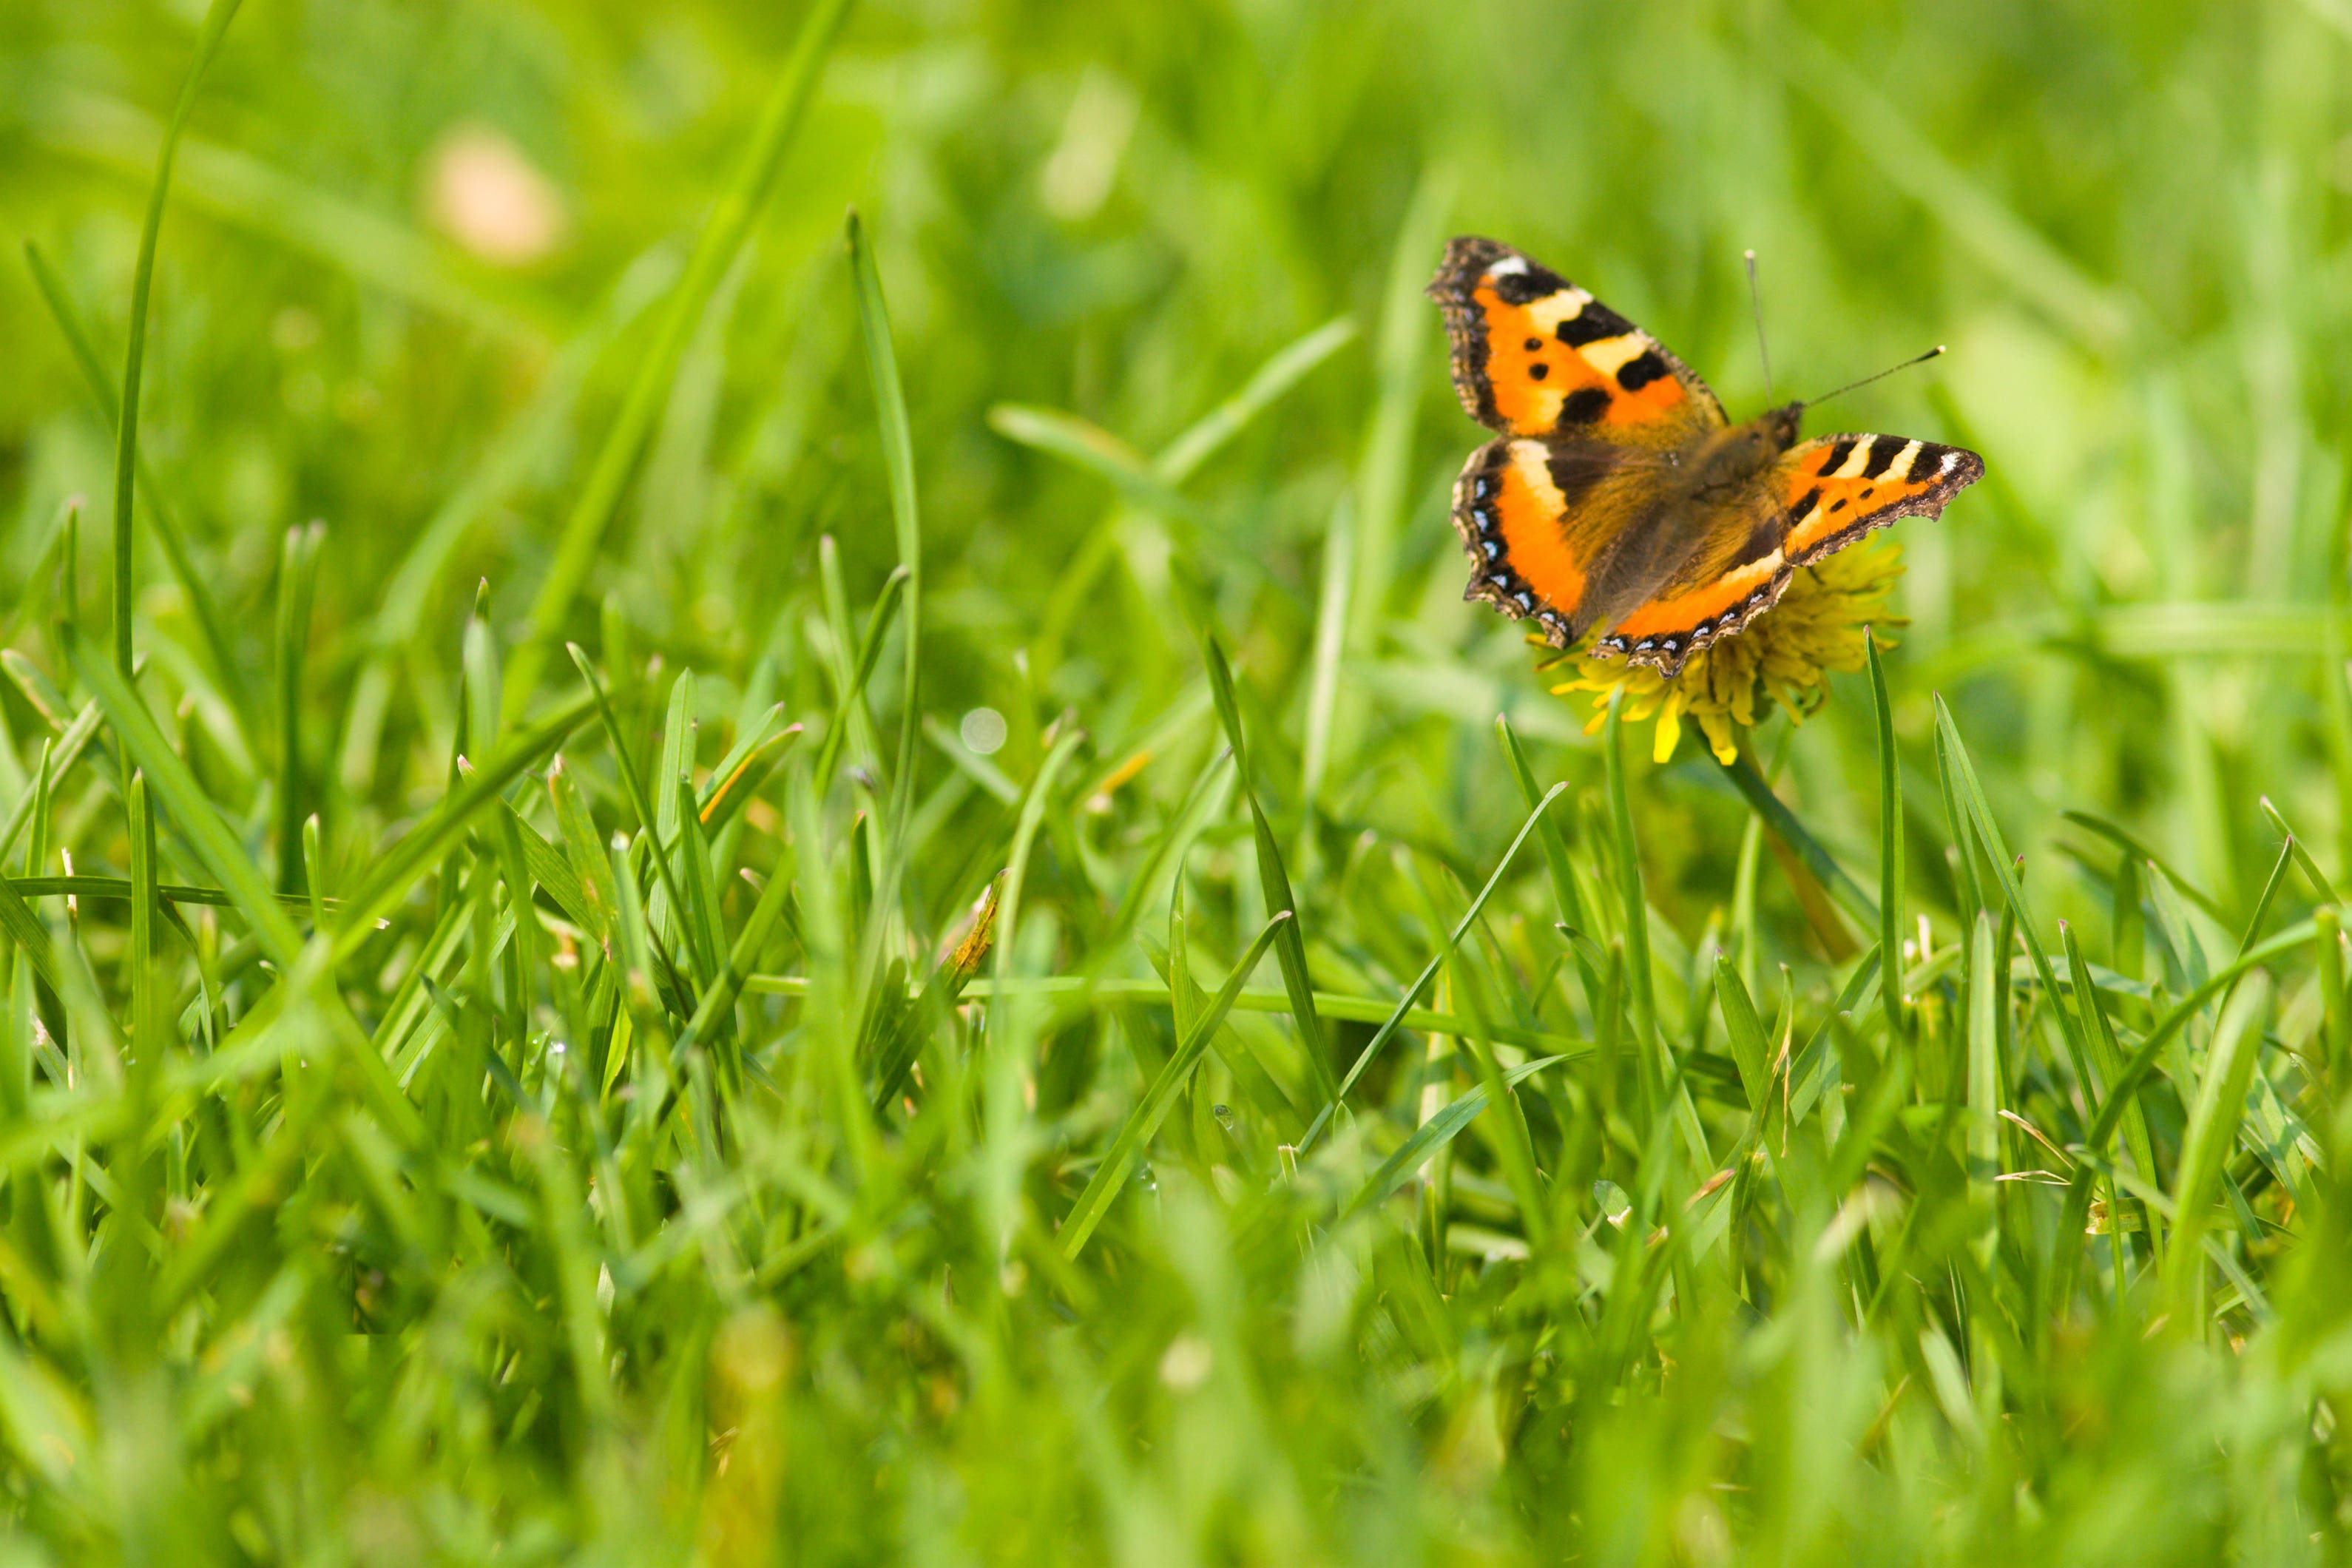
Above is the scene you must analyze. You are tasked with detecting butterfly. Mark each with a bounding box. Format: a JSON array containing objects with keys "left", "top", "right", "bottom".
[{"left": 1427, "top": 236, "right": 1984, "bottom": 676}]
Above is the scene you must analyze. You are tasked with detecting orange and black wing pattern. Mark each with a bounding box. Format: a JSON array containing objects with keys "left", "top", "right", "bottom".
[
  {"left": 1586, "top": 431, "right": 1986, "bottom": 676},
  {"left": 1427, "top": 237, "right": 1725, "bottom": 449},
  {"left": 1777, "top": 433, "right": 1984, "bottom": 567},
  {"left": 1589, "top": 536, "right": 1794, "bottom": 674},
  {"left": 1452, "top": 436, "right": 1667, "bottom": 649}
]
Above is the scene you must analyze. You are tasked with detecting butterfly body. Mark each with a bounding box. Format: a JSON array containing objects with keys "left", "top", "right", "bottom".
[{"left": 1430, "top": 236, "right": 1983, "bottom": 675}]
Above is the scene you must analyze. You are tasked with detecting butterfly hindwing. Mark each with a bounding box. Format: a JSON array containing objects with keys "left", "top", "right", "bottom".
[
  {"left": 1428, "top": 237, "right": 1726, "bottom": 447},
  {"left": 1780, "top": 433, "right": 1984, "bottom": 566},
  {"left": 1452, "top": 437, "right": 1664, "bottom": 648},
  {"left": 1590, "top": 497, "right": 1794, "bottom": 673}
]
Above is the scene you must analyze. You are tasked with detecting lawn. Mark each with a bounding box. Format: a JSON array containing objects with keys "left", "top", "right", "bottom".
[{"left": 2, "top": 0, "right": 2351, "bottom": 1561}]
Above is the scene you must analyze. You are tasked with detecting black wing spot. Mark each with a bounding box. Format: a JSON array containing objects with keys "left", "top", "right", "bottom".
[
  {"left": 1560, "top": 386, "right": 1612, "bottom": 425},
  {"left": 1818, "top": 439, "right": 1856, "bottom": 476},
  {"left": 1829, "top": 498, "right": 1848, "bottom": 514},
  {"left": 1556, "top": 304, "right": 1635, "bottom": 348},
  {"left": 1529, "top": 362, "right": 1549, "bottom": 381},
  {"left": 1859, "top": 441, "right": 1900, "bottom": 481},
  {"left": 1787, "top": 487, "right": 1822, "bottom": 525},
  {"left": 1523, "top": 337, "right": 1543, "bottom": 351},
  {"left": 1490, "top": 263, "right": 1570, "bottom": 305},
  {"left": 1615, "top": 351, "right": 1670, "bottom": 392}
]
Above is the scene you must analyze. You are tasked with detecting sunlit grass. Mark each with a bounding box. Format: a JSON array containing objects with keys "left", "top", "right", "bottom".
[{"left": 1, "top": 0, "right": 2350, "bottom": 1561}]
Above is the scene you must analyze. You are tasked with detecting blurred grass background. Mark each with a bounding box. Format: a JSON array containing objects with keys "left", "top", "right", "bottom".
[
  {"left": 1, "top": 0, "right": 2351, "bottom": 1561},
  {"left": 8, "top": 0, "right": 2350, "bottom": 914}
]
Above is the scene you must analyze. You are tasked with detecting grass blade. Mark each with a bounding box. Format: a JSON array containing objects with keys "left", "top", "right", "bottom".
[
  {"left": 2257, "top": 797, "right": 2339, "bottom": 906},
  {"left": 985, "top": 406, "right": 1208, "bottom": 525},
  {"left": 677, "top": 829, "right": 801, "bottom": 1055},
  {"left": 1933, "top": 697, "right": 2101, "bottom": 1112},
  {"left": 127, "top": 771, "right": 162, "bottom": 1099},
  {"left": 499, "top": 801, "right": 595, "bottom": 937},
  {"left": 1300, "top": 496, "right": 1354, "bottom": 820},
  {"left": 331, "top": 694, "right": 595, "bottom": 960},
  {"left": 1154, "top": 317, "right": 1358, "bottom": 482},
  {"left": 2163, "top": 974, "right": 2271, "bottom": 1317},
  {"left": 1198, "top": 632, "right": 1334, "bottom": 1105},
  {"left": 1342, "top": 1054, "right": 1569, "bottom": 1220},
  {"left": 0, "top": 702, "right": 101, "bottom": 869},
  {"left": 565, "top": 645, "right": 695, "bottom": 982},
  {"left": 1965, "top": 910, "right": 2001, "bottom": 1265},
  {"left": 2236, "top": 834, "right": 2295, "bottom": 958},
  {"left": 0, "top": 871, "right": 62, "bottom": 996},
  {"left": 846, "top": 211, "right": 923, "bottom": 865},
  {"left": 111, "top": 0, "right": 246, "bottom": 677},
  {"left": 675, "top": 776, "right": 728, "bottom": 993},
  {"left": 1299, "top": 782, "right": 1566, "bottom": 1152},
  {"left": 274, "top": 522, "right": 321, "bottom": 896},
  {"left": 1714, "top": 954, "right": 1771, "bottom": 1115},
  {"left": 1498, "top": 715, "right": 1597, "bottom": 1012},
  {"left": 2081, "top": 922, "right": 2317, "bottom": 1157},
  {"left": 1059, "top": 911, "right": 1290, "bottom": 1260},
  {"left": 22, "top": 240, "right": 253, "bottom": 739},
  {"left": 1867, "top": 629, "right": 1908, "bottom": 1037},
  {"left": 1605, "top": 697, "right": 1660, "bottom": 1050},
  {"left": 809, "top": 567, "right": 907, "bottom": 798},
  {"left": 1717, "top": 748, "right": 1877, "bottom": 927},
  {"left": 1936, "top": 718, "right": 1986, "bottom": 925},
  {"left": 548, "top": 757, "right": 617, "bottom": 950},
  {"left": 65, "top": 628, "right": 302, "bottom": 967},
  {"left": 2061, "top": 919, "right": 2160, "bottom": 1268},
  {"left": 1609, "top": 697, "right": 1711, "bottom": 1167},
  {"left": 506, "top": 0, "right": 854, "bottom": 712},
  {"left": 2061, "top": 809, "right": 2228, "bottom": 924},
  {"left": 2320, "top": 909, "right": 2348, "bottom": 1116},
  {"left": 871, "top": 878, "right": 998, "bottom": 1112}
]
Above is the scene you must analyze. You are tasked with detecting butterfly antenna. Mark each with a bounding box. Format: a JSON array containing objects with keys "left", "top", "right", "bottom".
[
  {"left": 1805, "top": 345, "right": 1946, "bottom": 410},
  {"left": 1744, "top": 250, "right": 1774, "bottom": 406}
]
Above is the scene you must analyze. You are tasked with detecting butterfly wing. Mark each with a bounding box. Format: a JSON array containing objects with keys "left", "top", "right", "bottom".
[
  {"left": 1453, "top": 436, "right": 1677, "bottom": 648},
  {"left": 1778, "top": 432, "right": 1984, "bottom": 566},
  {"left": 1589, "top": 504, "right": 1794, "bottom": 674},
  {"left": 1427, "top": 237, "right": 1726, "bottom": 448},
  {"left": 1589, "top": 430, "right": 1985, "bottom": 675}
]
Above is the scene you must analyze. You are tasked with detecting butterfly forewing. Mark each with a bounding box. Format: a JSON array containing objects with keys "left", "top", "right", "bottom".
[
  {"left": 1428, "top": 237, "right": 1725, "bottom": 446},
  {"left": 1779, "top": 433, "right": 1984, "bottom": 566}
]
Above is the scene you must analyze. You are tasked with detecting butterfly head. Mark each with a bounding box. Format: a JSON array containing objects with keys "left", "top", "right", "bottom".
[
  {"left": 1758, "top": 402, "right": 1805, "bottom": 450},
  {"left": 1706, "top": 402, "right": 1806, "bottom": 481}
]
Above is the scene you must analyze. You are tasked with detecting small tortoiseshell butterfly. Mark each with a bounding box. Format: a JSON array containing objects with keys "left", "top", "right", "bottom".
[{"left": 1428, "top": 236, "right": 1984, "bottom": 675}]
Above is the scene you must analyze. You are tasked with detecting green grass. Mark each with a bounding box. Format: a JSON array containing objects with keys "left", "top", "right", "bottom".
[{"left": 3, "top": 0, "right": 2351, "bottom": 1561}]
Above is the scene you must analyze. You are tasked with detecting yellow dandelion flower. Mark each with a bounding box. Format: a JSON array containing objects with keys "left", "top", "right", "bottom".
[{"left": 1542, "top": 541, "right": 1907, "bottom": 766}]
